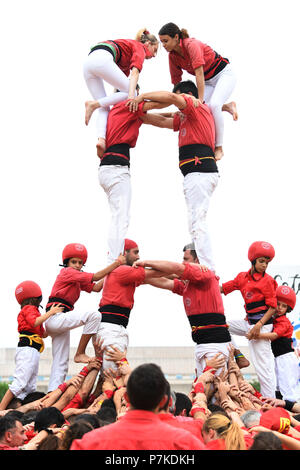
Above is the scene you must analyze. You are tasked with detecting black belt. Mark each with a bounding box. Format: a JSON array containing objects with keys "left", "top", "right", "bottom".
[
  {"left": 99, "top": 304, "right": 131, "bottom": 328},
  {"left": 188, "top": 313, "right": 231, "bottom": 344},
  {"left": 179, "top": 144, "right": 217, "bottom": 176},
  {"left": 18, "top": 331, "right": 43, "bottom": 352},
  {"left": 100, "top": 143, "right": 130, "bottom": 167},
  {"left": 46, "top": 296, "right": 73, "bottom": 312}
]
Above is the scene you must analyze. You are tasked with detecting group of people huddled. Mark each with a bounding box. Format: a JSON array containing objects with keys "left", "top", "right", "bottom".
[{"left": 1, "top": 23, "right": 299, "bottom": 451}]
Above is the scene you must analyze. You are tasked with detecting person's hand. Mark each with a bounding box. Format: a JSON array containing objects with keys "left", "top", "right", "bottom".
[
  {"left": 66, "top": 375, "right": 84, "bottom": 389},
  {"left": 125, "top": 97, "right": 140, "bottom": 113},
  {"left": 48, "top": 303, "right": 64, "bottom": 316},
  {"left": 93, "top": 336, "right": 106, "bottom": 362},
  {"left": 205, "top": 353, "right": 226, "bottom": 370},
  {"left": 132, "top": 260, "right": 145, "bottom": 268},
  {"left": 105, "top": 345, "right": 127, "bottom": 363},
  {"left": 117, "top": 254, "right": 126, "bottom": 265},
  {"left": 102, "top": 368, "right": 117, "bottom": 392},
  {"left": 247, "top": 323, "right": 261, "bottom": 340},
  {"left": 87, "top": 358, "right": 103, "bottom": 371},
  {"left": 117, "top": 361, "right": 132, "bottom": 377}
]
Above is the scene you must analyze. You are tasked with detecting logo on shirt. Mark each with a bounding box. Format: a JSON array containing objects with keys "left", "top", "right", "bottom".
[
  {"left": 180, "top": 128, "right": 187, "bottom": 137},
  {"left": 184, "top": 297, "right": 191, "bottom": 307},
  {"left": 245, "top": 291, "right": 253, "bottom": 299}
]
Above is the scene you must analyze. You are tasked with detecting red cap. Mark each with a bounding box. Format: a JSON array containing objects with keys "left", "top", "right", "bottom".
[
  {"left": 260, "top": 407, "right": 291, "bottom": 434},
  {"left": 15, "top": 281, "right": 42, "bottom": 305},
  {"left": 62, "top": 243, "right": 88, "bottom": 264},
  {"left": 124, "top": 239, "right": 138, "bottom": 251},
  {"left": 276, "top": 285, "right": 297, "bottom": 310},
  {"left": 248, "top": 241, "right": 275, "bottom": 262}
]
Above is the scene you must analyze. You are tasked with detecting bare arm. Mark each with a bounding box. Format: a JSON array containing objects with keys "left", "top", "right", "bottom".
[
  {"left": 247, "top": 307, "right": 276, "bottom": 340},
  {"left": 135, "top": 260, "right": 185, "bottom": 277},
  {"left": 145, "top": 276, "right": 175, "bottom": 291},
  {"left": 128, "top": 67, "right": 140, "bottom": 99},
  {"left": 194, "top": 66, "right": 205, "bottom": 103},
  {"left": 92, "top": 254, "right": 126, "bottom": 282}
]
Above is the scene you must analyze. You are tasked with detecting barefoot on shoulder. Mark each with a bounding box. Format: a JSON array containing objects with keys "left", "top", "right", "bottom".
[{"left": 85, "top": 100, "right": 100, "bottom": 126}]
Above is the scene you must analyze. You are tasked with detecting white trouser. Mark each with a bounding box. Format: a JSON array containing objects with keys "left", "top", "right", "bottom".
[
  {"left": 228, "top": 319, "right": 276, "bottom": 397},
  {"left": 83, "top": 49, "right": 131, "bottom": 139},
  {"left": 204, "top": 63, "right": 237, "bottom": 147},
  {"left": 195, "top": 341, "right": 232, "bottom": 376},
  {"left": 96, "top": 323, "right": 129, "bottom": 371},
  {"left": 99, "top": 165, "right": 131, "bottom": 264},
  {"left": 183, "top": 172, "right": 219, "bottom": 271},
  {"left": 9, "top": 347, "right": 40, "bottom": 400},
  {"left": 45, "top": 310, "right": 101, "bottom": 391},
  {"left": 275, "top": 352, "right": 300, "bottom": 401}
]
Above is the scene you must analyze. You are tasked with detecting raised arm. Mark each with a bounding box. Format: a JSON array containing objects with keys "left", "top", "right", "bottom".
[{"left": 135, "top": 259, "right": 185, "bottom": 277}]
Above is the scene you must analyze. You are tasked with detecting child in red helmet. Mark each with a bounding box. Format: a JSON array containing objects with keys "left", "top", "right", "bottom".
[
  {"left": 45, "top": 243, "right": 125, "bottom": 392},
  {"left": 249, "top": 285, "right": 300, "bottom": 401},
  {"left": 0, "top": 281, "right": 63, "bottom": 410},
  {"left": 220, "top": 241, "right": 278, "bottom": 398}
]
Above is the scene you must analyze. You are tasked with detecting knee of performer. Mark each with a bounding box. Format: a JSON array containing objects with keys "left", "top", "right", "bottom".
[{"left": 207, "top": 100, "right": 222, "bottom": 115}]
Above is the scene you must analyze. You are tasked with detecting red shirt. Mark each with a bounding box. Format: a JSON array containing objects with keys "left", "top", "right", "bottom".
[
  {"left": 173, "top": 95, "right": 215, "bottom": 149},
  {"left": 70, "top": 409, "right": 206, "bottom": 450},
  {"left": 158, "top": 413, "right": 204, "bottom": 441},
  {"left": 169, "top": 38, "right": 227, "bottom": 84},
  {"left": 222, "top": 270, "right": 278, "bottom": 323},
  {"left": 47, "top": 267, "right": 94, "bottom": 311},
  {"left": 99, "top": 265, "right": 145, "bottom": 310},
  {"left": 17, "top": 305, "right": 44, "bottom": 336},
  {"left": 273, "top": 315, "right": 294, "bottom": 339},
  {"left": 105, "top": 101, "right": 146, "bottom": 149},
  {"left": 110, "top": 39, "right": 150, "bottom": 76}
]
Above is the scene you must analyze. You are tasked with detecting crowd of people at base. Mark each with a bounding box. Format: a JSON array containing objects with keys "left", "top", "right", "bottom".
[{"left": 1, "top": 343, "right": 300, "bottom": 451}]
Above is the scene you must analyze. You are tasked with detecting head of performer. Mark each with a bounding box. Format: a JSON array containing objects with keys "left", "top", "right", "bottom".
[
  {"left": 61, "top": 243, "right": 88, "bottom": 271},
  {"left": 135, "top": 28, "right": 159, "bottom": 58},
  {"left": 124, "top": 239, "right": 140, "bottom": 266},
  {"left": 125, "top": 363, "right": 168, "bottom": 412},
  {"left": 183, "top": 242, "right": 199, "bottom": 264},
  {"left": 248, "top": 241, "right": 275, "bottom": 275},
  {"left": 158, "top": 22, "right": 189, "bottom": 52},
  {"left": 173, "top": 80, "right": 198, "bottom": 98},
  {"left": 275, "top": 285, "right": 297, "bottom": 316},
  {"left": 15, "top": 280, "right": 43, "bottom": 309}
]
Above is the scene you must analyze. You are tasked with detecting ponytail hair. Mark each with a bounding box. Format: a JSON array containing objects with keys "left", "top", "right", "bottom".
[
  {"left": 202, "top": 413, "right": 246, "bottom": 451},
  {"left": 135, "top": 28, "right": 158, "bottom": 45},
  {"left": 158, "top": 22, "right": 189, "bottom": 39}
]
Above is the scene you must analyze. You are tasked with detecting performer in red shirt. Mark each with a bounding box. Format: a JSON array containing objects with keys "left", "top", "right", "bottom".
[
  {"left": 83, "top": 29, "right": 158, "bottom": 157},
  {"left": 0, "top": 281, "right": 62, "bottom": 410},
  {"left": 253, "top": 285, "right": 300, "bottom": 401},
  {"left": 45, "top": 242, "right": 125, "bottom": 392},
  {"left": 158, "top": 22, "right": 237, "bottom": 160},
  {"left": 98, "top": 94, "right": 166, "bottom": 264},
  {"left": 220, "top": 241, "right": 278, "bottom": 398},
  {"left": 96, "top": 239, "right": 168, "bottom": 371},
  {"left": 70, "top": 363, "right": 206, "bottom": 450},
  {"left": 134, "top": 243, "right": 232, "bottom": 377},
  {"left": 128, "top": 81, "right": 218, "bottom": 272}
]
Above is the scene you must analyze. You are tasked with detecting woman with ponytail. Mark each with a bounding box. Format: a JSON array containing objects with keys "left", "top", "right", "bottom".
[
  {"left": 201, "top": 413, "right": 247, "bottom": 450},
  {"left": 158, "top": 22, "right": 237, "bottom": 161},
  {"left": 83, "top": 29, "right": 158, "bottom": 157}
]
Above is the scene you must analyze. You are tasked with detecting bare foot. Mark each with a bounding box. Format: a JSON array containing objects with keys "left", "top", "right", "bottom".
[
  {"left": 235, "top": 355, "right": 250, "bottom": 369},
  {"left": 96, "top": 137, "right": 106, "bottom": 158},
  {"left": 74, "top": 353, "right": 91, "bottom": 364},
  {"left": 214, "top": 146, "right": 224, "bottom": 161},
  {"left": 222, "top": 101, "right": 238, "bottom": 121},
  {"left": 85, "top": 100, "right": 100, "bottom": 126}
]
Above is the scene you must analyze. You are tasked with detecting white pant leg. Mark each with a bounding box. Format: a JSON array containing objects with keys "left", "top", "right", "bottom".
[
  {"left": 45, "top": 310, "right": 101, "bottom": 391},
  {"left": 96, "top": 323, "right": 129, "bottom": 371},
  {"left": 183, "top": 172, "right": 219, "bottom": 271},
  {"left": 83, "top": 50, "right": 131, "bottom": 139},
  {"left": 9, "top": 347, "right": 40, "bottom": 400},
  {"left": 194, "top": 341, "right": 232, "bottom": 376},
  {"left": 204, "top": 64, "right": 237, "bottom": 147},
  {"left": 228, "top": 319, "right": 276, "bottom": 397},
  {"left": 275, "top": 352, "right": 300, "bottom": 401},
  {"left": 99, "top": 165, "right": 131, "bottom": 264}
]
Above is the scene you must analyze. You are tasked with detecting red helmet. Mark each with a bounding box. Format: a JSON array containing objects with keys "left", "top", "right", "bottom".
[
  {"left": 276, "top": 285, "right": 297, "bottom": 310},
  {"left": 15, "top": 281, "right": 42, "bottom": 305},
  {"left": 62, "top": 243, "right": 88, "bottom": 264},
  {"left": 248, "top": 241, "right": 275, "bottom": 262}
]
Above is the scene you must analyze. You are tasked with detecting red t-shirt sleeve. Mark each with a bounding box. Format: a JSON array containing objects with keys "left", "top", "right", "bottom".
[
  {"left": 184, "top": 38, "right": 206, "bottom": 70},
  {"left": 172, "top": 279, "right": 185, "bottom": 296},
  {"left": 117, "top": 266, "right": 146, "bottom": 286},
  {"left": 180, "top": 262, "right": 214, "bottom": 283},
  {"left": 63, "top": 268, "right": 94, "bottom": 293},
  {"left": 173, "top": 112, "right": 181, "bottom": 132},
  {"left": 130, "top": 42, "right": 146, "bottom": 72},
  {"left": 222, "top": 272, "right": 243, "bottom": 295}
]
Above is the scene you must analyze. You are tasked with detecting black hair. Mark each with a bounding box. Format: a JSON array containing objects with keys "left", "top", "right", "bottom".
[
  {"left": 34, "top": 407, "right": 65, "bottom": 432},
  {"left": 22, "top": 391, "right": 46, "bottom": 405},
  {"left": 158, "top": 22, "right": 189, "bottom": 39},
  {"left": 183, "top": 242, "right": 198, "bottom": 260},
  {"left": 173, "top": 80, "right": 198, "bottom": 98},
  {"left": 96, "top": 407, "right": 117, "bottom": 426},
  {"left": 174, "top": 392, "right": 192, "bottom": 416},
  {"left": 0, "top": 415, "right": 22, "bottom": 439},
  {"left": 249, "top": 431, "right": 283, "bottom": 450},
  {"left": 21, "top": 295, "right": 42, "bottom": 308},
  {"left": 74, "top": 413, "right": 101, "bottom": 429},
  {"left": 5, "top": 397, "right": 22, "bottom": 409},
  {"left": 159, "top": 381, "right": 171, "bottom": 412},
  {"left": 126, "top": 363, "right": 167, "bottom": 411}
]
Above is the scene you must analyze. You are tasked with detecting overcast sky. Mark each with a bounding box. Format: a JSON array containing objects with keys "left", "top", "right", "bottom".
[{"left": 1, "top": 0, "right": 300, "bottom": 350}]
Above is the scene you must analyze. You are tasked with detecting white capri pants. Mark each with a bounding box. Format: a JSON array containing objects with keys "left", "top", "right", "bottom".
[
  {"left": 83, "top": 49, "right": 131, "bottom": 139},
  {"left": 96, "top": 323, "right": 129, "bottom": 371},
  {"left": 195, "top": 341, "right": 232, "bottom": 376},
  {"left": 228, "top": 319, "right": 276, "bottom": 398},
  {"left": 9, "top": 347, "right": 40, "bottom": 400},
  {"left": 45, "top": 309, "right": 101, "bottom": 391},
  {"left": 183, "top": 172, "right": 219, "bottom": 271},
  {"left": 275, "top": 352, "right": 300, "bottom": 402},
  {"left": 204, "top": 63, "right": 237, "bottom": 148},
  {"left": 99, "top": 165, "right": 131, "bottom": 264}
]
